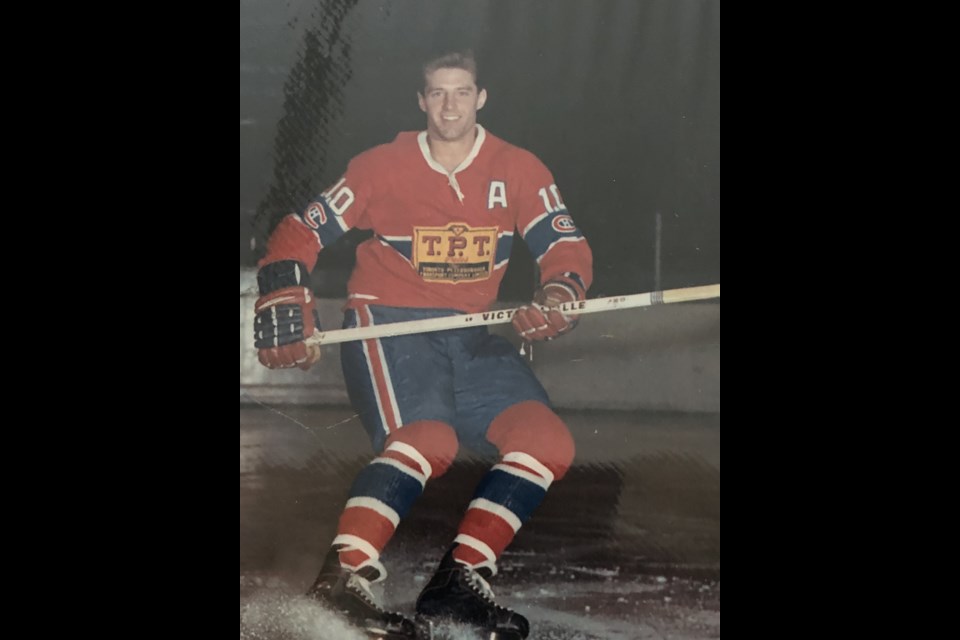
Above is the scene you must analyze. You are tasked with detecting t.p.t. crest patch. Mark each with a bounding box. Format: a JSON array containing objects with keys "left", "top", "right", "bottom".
[{"left": 413, "top": 223, "right": 499, "bottom": 284}]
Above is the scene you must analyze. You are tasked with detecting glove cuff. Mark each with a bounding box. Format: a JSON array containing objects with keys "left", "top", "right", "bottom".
[
  {"left": 542, "top": 272, "right": 586, "bottom": 300},
  {"left": 257, "top": 260, "right": 311, "bottom": 295}
]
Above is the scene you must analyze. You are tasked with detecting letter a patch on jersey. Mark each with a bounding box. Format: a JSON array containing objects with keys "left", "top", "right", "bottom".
[
  {"left": 488, "top": 181, "right": 508, "bottom": 209},
  {"left": 413, "top": 224, "right": 498, "bottom": 284}
]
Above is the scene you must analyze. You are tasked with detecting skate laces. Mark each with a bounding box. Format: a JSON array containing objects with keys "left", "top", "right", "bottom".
[
  {"left": 463, "top": 566, "right": 520, "bottom": 618},
  {"left": 346, "top": 573, "right": 405, "bottom": 618},
  {"left": 465, "top": 568, "right": 496, "bottom": 604},
  {"left": 347, "top": 574, "right": 382, "bottom": 609}
]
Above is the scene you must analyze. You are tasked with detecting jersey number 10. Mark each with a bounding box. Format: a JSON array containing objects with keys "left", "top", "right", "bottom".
[{"left": 538, "top": 185, "right": 565, "bottom": 213}]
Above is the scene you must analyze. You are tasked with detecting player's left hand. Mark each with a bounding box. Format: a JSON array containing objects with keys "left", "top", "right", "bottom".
[{"left": 512, "top": 280, "right": 582, "bottom": 342}]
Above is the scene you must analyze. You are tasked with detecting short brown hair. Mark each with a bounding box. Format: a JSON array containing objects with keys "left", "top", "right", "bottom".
[{"left": 421, "top": 51, "right": 481, "bottom": 91}]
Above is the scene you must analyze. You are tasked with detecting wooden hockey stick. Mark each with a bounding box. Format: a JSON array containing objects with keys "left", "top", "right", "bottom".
[{"left": 304, "top": 284, "right": 719, "bottom": 346}]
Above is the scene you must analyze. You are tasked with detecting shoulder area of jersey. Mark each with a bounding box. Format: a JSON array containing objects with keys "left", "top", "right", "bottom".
[
  {"left": 486, "top": 133, "right": 548, "bottom": 172},
  {"left": 348, "top": 131, "right": 420, "bottom": 166}
]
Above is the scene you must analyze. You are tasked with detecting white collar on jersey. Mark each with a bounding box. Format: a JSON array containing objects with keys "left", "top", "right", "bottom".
[{"left": 417, "top": 124, "right": 487, "bottom": 203}]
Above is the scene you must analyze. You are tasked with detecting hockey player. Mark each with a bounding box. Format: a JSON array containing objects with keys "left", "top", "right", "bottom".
[{"left": 253, "top": 51, "right": 593, "bottom": 639}]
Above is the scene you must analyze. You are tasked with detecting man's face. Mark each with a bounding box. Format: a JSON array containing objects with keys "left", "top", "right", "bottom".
[{"left": 418, "top": 67, "right": 487, "bottom": 143}]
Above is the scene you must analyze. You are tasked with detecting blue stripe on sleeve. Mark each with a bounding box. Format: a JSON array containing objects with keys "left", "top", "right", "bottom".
[
  {"left": 523, "top": 209, "right": 584, "bottom": 261},
  {"left": 296, "top": 198, "right": 348, "bottom": 248}
]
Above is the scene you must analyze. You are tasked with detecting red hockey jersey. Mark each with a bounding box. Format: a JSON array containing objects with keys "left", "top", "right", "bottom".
[{"left": 262, "top": 125, "right": 593, "bottom": 313}]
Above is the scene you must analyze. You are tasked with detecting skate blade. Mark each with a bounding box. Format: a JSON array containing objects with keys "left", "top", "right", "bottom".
[
  {"left": 417, "top": 618, "right": 523, "bottom": 640},
  {"left": 363, "top": 625, "right": 417, "bottom": 640},
  {"left": 364, "top": 629, "right": 416, "bottom": 640}
]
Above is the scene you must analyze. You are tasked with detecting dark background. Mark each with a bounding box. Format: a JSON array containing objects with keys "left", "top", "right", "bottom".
[{"left": 240, "top": 0, "right": 720, "bottom": 299}]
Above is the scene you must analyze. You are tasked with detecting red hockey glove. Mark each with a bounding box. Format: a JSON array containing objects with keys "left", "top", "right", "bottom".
[
  {"left": 254, "top": 260, "right": 322, "bottom": 370},
  {"left": 512, "top": 278, "right": 585, "bottom": 342}
]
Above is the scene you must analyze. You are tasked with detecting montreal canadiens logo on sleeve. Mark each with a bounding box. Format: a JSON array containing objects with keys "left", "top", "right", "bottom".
[
  {"left": 303, "top": 202, "right": 327, "bottom": 229},
  {"left": 552, "top": 215, "right": 577, "bottom": 233}
]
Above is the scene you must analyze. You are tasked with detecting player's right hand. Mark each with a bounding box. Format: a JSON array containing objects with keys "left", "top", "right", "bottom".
[{"left": 253, "top": 260, "right": 322, "bottom": 371}]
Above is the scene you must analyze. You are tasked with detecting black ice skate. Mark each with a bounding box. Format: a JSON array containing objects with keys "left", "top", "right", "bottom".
[
  {"left": 307, "top": 549, "right": 417, "bottom": 639},
  {"left": 415, "top": 546, "right": 529, "bottom": 640}
]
